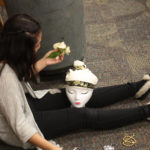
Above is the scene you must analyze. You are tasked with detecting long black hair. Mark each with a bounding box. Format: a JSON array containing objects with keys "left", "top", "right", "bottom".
[{"left": 0, "top": 14, "right": 41, "bottom": 81}]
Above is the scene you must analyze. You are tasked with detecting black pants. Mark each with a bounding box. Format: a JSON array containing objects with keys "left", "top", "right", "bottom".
[{"left": 26, "top": 80, "right": 150, "bottom": 139}]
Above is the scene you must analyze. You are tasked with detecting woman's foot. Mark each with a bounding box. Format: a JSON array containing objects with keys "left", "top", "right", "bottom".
[{"left": 135, "top": 75, "right": 150, "bottom": 99}]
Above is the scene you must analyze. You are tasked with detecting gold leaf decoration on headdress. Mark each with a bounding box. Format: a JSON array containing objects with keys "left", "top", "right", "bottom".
[
  {"left": 66, "top": 81, "right": 94, "bottom": 89},
  {"left": 74, "top": 81, "right": 81, "bottom": 86},
  {"left": 74, "top": 65, "right": 86, "bottom": 70}
]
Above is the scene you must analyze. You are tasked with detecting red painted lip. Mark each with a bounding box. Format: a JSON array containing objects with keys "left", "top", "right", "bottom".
[{"left": 75, "top": 102, "right": 81, "bottom": 105}]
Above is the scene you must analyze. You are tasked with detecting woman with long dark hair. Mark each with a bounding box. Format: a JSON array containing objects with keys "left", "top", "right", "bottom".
[
  {"left": 0, "top": 14, "right": 64, "bottom": 150},
  {"left": 1, "top": 14, "right": 150, "bottom": 150}
]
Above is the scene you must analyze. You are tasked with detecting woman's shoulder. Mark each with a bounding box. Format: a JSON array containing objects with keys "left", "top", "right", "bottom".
[
  {"left": 0, "top": 63, "right": 18, "bottom": 80},
  {"left": 0, "top": 64, "right": 22, "bottom": 93}
]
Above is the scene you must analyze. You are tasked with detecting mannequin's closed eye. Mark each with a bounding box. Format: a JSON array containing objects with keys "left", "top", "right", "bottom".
[
  {"left": 67, "top": 90, "right": 74, "bottom": 94},
  {"left": 81, "top": 91, "right": 88, "bottom": 94}
]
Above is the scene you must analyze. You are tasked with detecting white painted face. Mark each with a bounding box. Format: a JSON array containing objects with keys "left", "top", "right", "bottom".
[{"left": 65, "top": 85, "right": 94, "bottom": 108}]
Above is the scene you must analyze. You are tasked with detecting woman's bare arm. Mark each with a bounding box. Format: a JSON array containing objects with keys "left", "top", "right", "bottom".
[{"left": 28, "top": 133, "right": 62, "bottom": 150}]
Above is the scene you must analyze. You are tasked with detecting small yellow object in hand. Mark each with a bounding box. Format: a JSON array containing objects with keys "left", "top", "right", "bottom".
[{"left": 48, "top": 41, "right": 71, "bottom": 59}]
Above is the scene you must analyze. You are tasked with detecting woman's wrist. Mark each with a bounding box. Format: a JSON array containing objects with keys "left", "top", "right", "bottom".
[
  {"left": 35, "top": 58, "right": 47, "bottom": 73},
  {"left": 28, "top": 133, "right": 61, "bottom": 150}
]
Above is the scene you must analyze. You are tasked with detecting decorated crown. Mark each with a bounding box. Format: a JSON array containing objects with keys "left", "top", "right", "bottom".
[{"left": 65, "top": 60, "right": 98, "bottom": 88}]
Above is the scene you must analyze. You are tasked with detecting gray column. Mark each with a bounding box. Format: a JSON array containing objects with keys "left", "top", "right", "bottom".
[{"left": 4, "top": 0, "right": 86, "bottom": 73}]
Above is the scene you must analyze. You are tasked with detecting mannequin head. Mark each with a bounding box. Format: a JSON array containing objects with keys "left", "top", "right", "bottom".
[
  {"left": 65, "top": 60, "right": 98, "bottom": 108},
  {"left": 66, "top": 85, "right": 93, "bottom": 108}
]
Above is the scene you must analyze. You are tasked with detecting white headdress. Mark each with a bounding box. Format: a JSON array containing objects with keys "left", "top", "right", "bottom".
[{"left": 65, "top": 60, "right": 98, "bottom": 88}]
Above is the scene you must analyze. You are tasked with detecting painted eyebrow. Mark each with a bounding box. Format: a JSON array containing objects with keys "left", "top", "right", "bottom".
[{"left": 81, "top": 91, "right": 88, "bottom": 94}]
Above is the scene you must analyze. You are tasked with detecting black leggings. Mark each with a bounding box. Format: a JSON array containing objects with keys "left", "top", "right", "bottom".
[{"left": 26, "top": 80, "right": 150, "bottom": 139}]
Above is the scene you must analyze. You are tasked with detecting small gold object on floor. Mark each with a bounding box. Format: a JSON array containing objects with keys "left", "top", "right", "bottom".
[{"left": 122, "top": 134, "right": 136, "bottom": 147}]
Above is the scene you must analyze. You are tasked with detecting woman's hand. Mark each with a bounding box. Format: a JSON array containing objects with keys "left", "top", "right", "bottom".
[
  {"left": 29, "top": 133, "right": 63, "bottom": 150},
  {"left": 50, "top": 145, "right": 63, "bottom": 150},
  {"left": 35, "top": 49, "right": 64, "bottom": 73},
  {"left": 44, "top": 49, "right": 64, "bottom": 66}
]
